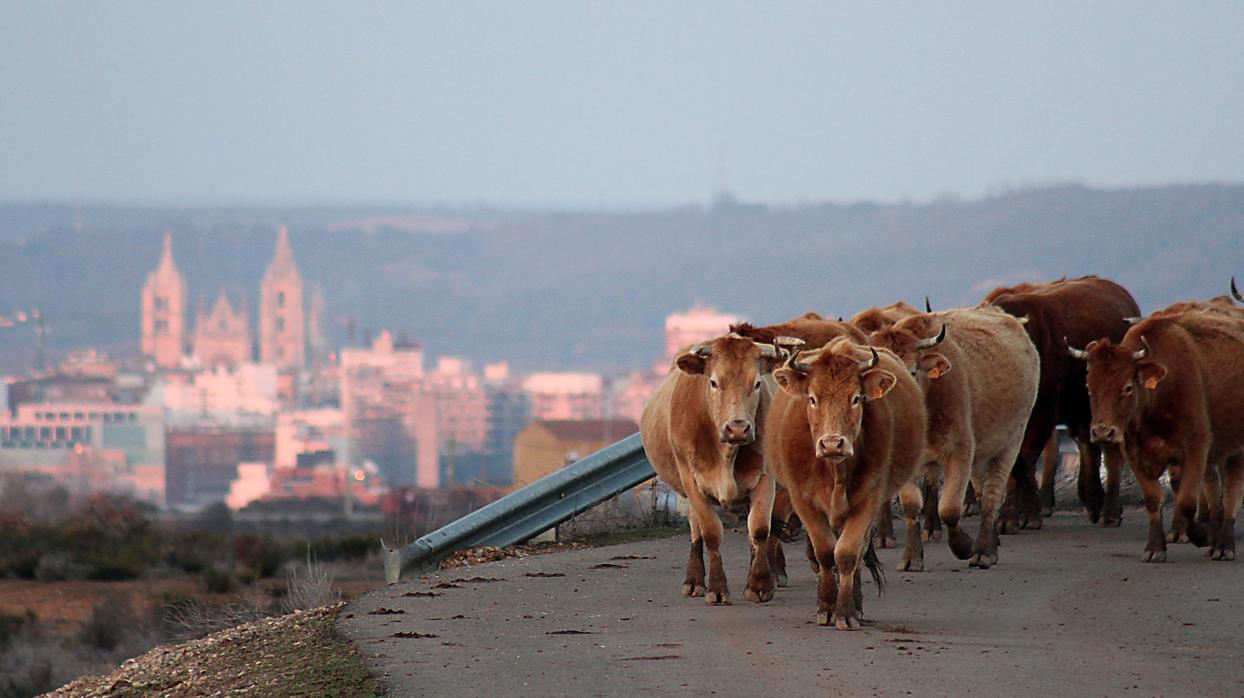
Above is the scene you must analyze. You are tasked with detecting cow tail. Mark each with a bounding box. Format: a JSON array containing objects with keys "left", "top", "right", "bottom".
[{"left": 864, "top": 534, "right": 885, "bottom": 596}]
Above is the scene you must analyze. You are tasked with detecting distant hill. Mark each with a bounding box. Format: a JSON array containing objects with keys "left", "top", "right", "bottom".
[{"left": 0, "top": 183, "right": 1240, "bottom": 373}]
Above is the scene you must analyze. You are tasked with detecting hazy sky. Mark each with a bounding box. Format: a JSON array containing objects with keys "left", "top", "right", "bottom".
[{"left": 2, "top": 2, "right": 1242, "bottom": 207}]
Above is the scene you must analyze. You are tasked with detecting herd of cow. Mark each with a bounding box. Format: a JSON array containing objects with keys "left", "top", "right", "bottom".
[{"left": 639, "top": 275, "right": 1244, "bottom": 630}]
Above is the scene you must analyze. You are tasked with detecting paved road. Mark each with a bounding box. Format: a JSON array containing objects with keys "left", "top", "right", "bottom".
[{"left": 341, "top": 511, "right": 1244, "bottom": 697}]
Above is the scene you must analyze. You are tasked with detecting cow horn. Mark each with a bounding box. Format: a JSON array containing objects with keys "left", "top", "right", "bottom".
[
  {"left": 858, "top": 347, "right": 880, "bottom": 372},
  {"left": 773, "top": 336, "right": 806, "bottom": 359},
  {"left": 915, "top": 324, "right": 947, "bottom": 349},
  {"left": 924, "top": 296, "right": 933, "bottom": 313},
  {"left": 755, "top": 342, "right": 779, "bottom": 359},
  {"left": 1065, "top": 337, "right": 1089, "bottom": 361},
  {"left": 1232, "top": 276, "right": 1243, "bottom": 303},
  {"left": 1133, "top": 336, "right": 1151, "bottom": 361},
  {"left": 1122, "top": 316, "right": 1141, "bottom": 325},
  {"left": 692, "top": 343, "right": 712, "bottom": 358}
]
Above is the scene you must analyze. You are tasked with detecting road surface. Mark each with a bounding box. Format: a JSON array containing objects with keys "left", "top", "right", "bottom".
[{"left": 341, "top": 511, "right": 1244, "bottom": 697}]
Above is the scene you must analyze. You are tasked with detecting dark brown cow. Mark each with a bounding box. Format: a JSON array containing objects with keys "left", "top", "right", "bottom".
[
  {"left": 641, "top": 335, "right": 783, "bottom": 604},
  {"left": 985, "top": 276, "right": 1140, "bottom": 530},
  {"left": 765, "top": 339, "right": 927, "bottom": 629},
  {"left": 870, "top": 306, "right": 1039, "bottom": 569},
  {"left": 1071, "top": 309, "right": 1244, "bottom": 561}
]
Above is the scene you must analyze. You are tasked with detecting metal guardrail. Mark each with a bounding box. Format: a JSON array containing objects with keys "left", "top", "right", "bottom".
[{"left": 383, "top": 432, "right": 654, "bottom": 581}]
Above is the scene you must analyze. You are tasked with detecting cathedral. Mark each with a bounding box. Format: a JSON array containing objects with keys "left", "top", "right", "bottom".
[{"left": 141, "top": 226, "right": 314, "bottom": 372}]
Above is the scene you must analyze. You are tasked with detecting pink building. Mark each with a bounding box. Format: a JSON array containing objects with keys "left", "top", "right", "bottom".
[
  {"left": 141, "top": 232, "right": 187, "bottom": 368},
  {"left": 522, "top": 372, "right": 603, "bottom": 421},
  {"left": 664, "top": 304, "right": 740, "bottom": 360}
]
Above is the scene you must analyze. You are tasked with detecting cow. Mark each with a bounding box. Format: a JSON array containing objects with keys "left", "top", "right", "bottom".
[
  {"left": 869, "top": 306, "right": 1039, "bottom": 569},
  {"left": 848, "top": 300, "right": 924, "bottom": 335},
  {"left": 641, "top": 334, "right": 784, "bottom": 604},
  {"left": 1069, "top": 308, "right": 1244, "bottom": 562},
  {"left": 765, "top": 338, "right": 927, "bottom": 629},
  {"left": 985, "top": 276, "right": 1140, "bottom": 530}
]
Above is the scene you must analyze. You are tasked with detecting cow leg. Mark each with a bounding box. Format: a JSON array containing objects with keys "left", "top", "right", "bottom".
[
  {"left": 963, "top": 481, "right": 980, "bottom": 517},
  {"left": 1212, "top": 456, "right": 1243, "bottom": 561},
  {"left": 896, "top": 480, "right": 924, "bottom": 572},
  {"left": 682, "top": 512, "right": 706, "bottom": 597},
  {"left": 767, "top": 535, "right": 788, "bottom": 587},
  {"left": 805, "top": 537, "right": 820, "bottom": 574},
  {"left": 1202, "top": 464, "right": 1224, "bottom": 560},
  {"left": 1076, "top": 439, "right": 1105, "bottom": 525},
  {"left": 1100, "top": 443, "right": 1125, "bottom": 527},
  {"left": 700, "top": 509, "right": 730, "bottom": 605},
  {"left": 795, "top": 506, "right": 839, "bottom": 627},
  {"left": 1039, "top": 434, "right": 1059, "bottom": 517},
  {"left": 1167, "top": 465, "right": 1189, "bottom": 543},
  {"left": 1137, "top": 473, "right": 1167, "bottom": 563},
  {"left": 895, "top": 477, "right": 925, "bottom": 572},
  {"left": 875, "top": 498, "right": 896, "bottom": 549},
  {"left": 832, "top": 505, "right": 874, "bottom": 631},
  {"left": 938, "top": 451, "right": 974, "bottom": 561},
  {"left": 1016, "top": 459, "right": 1044, "bottom": 530},
  {"left": 970, "top": 454, "right": 1011, "bottom": 569},
  {"left": 744, "top": 474, "right": 776, "bottom": 603},
  {"left": 921, "top": 468, "right": 942, "bottom": 542},
  {"left": 1175, "top": 450, "right": 1210, "bottom": 548}
]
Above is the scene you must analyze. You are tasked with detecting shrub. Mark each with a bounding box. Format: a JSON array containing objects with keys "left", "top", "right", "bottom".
[
  {"left": 281, "top": 552, "right": 340, "bottom": 613},
  {"left": 0, "top": 609, "right": 37, "bottom": 650},
  {"left": 79, "top": 595, "right": 139, "bottom": 652},
  {"left": 202, "top": 565, "right": 236, "bottom": 594},
  {"left": 34, "top": 552, "right": 69, "bottom": 582},
  {"left": 233, "top": 534, "right": 285, "bottom": 579}
]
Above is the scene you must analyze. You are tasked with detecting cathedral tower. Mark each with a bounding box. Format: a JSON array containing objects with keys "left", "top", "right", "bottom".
[
  {"left": 141, "top": 231, "right": 186, "bottom": 368},
  {"left": 259, "top": 225, "right": 305, "bottom": 370},
  {"left": 194, "top": 288, "right": 253, "bottom": 368}
]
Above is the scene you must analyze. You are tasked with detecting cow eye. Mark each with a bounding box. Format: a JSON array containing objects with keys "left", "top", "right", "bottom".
[
  {"left": 809, "top": 395, "right": 817, "bottom": 406},
  {"left": 851, "top": 393, "right": 862, "bottom": 406},
  {"left": 753, "top": 380, "right": 761, "bottom": 392},
  {"left": 1122, "top": 383, "right": 1134, "bottom": 396},
  {"left": 709, "top": 378, "right": 718, "bottom": 389}
]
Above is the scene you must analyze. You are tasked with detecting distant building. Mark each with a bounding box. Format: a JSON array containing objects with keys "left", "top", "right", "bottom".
[
  {"left": 151, "top": 363, "right": 278, "bottom": 423},
  {"left": 0, "top": 403, "right": 166, "bottom": 506},
  {"left": 259, "top": 225, "right": 306, "bottom": 371},
  {"left": 275, "top": 408, "right": 348, "bottom": 470},
  {"left": 193, "top": 288, "right": 252, "bottom": 368},
  {"left": 480, "top": 366, "right": 531, "bottom": 486},
  {"left": 424, "top": 357, "right": 488, "bottom": 486},
  {"left": 165, "top": 425, "right": 274, "bottom": 510},
  {"left": 608, "top": 370, "right": 663, "bottom": 425},
  {"left": 664, "top": 304, "right": 740, "bottom": 360},
  {"left": 522, "top": 372, "right": 604, "bottom": 421},
  {"left": 512, "top": 418, "right": 638, "bottom": 488},
  {"left": 141, "top": 232, "right": 187, "bottom": 368}
]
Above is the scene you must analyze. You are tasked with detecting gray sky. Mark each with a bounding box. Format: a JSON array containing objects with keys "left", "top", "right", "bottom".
[{"left": 2, "top": 1, "right": 1242, "bottom": 207}]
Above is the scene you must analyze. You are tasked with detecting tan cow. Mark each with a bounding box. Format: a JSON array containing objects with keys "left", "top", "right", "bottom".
[
  {"left": 766, "top": 339, "right": 927, "bottom": 629},
  {"left": 1071, "top": 309, "right": 1244, "bottom": 562},
  {"left": 870, "top": 306, "right": 1039, "bottom": 569},
  {"left": 641, "top": 334, "right": 783, "bottom": 604}
]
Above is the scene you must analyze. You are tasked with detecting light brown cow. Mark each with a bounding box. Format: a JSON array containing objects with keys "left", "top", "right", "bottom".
[
  {"left": 766, "top": 339, "right": 927, "bottom": 629},
  {"left": 641, "top": 335, "right": 783, "bottom": 604},
  {"left": 870, "top": 306, "right": 1040, "bottom": 569},
  {"left": 1071, "top": 309, "right": 1244, "bottom": 562}
]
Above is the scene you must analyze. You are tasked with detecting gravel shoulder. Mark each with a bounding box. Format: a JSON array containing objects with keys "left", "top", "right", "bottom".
[{"left": 341, "top": 510, "right": 1244, "bottom": 697}]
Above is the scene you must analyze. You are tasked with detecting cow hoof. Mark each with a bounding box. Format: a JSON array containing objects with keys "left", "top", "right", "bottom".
[
  {"left": 682, "top": 582, "right": 706, "bottom": 597},
  {"left": 1166, "top": 530, "right": 1188, "bottom": 544},
  {"left": 1019, "top": 516, "right": 1042, "bottom": 530},
  {"left": 1211, "top": 546, "right": 1235, "bottom": 561},
  {"left": 897, "top": 558, "right": 924, "bottom": 572},
  {"left": 1100, "top": 513, "right": 1122, "bottom": 528},
  {"left": 776, "top": 572, "right": 789, "bottom": 588},
  {"left": 834, "top": 616, "right": 860, "bottom": 631},
  {"left": 876, "top": 535, "right": 895, "bottom": 549},
  {"left": 744, "top": 587, "right": 774, "bottom": 603},
  {"left": 968, "top": 553, "right": 996, "bottom": 569},
  {"left": 808, "top": 560, "right": 821, "bottom": 574},
  {"left": 922, "top": 528, "right": 942, "bottom": 542},
  {"left": 1141, "top": 548, "right": 1167, "bottom": 563},
  {"left": 817, "top": 611, "right": 831, "bottom": 626},
  {"left": 1041, "top": 506, "right": 1054, "bottom": 518},
  {"left": 705, "top": 590, "right": 731, "bottom": 606},
  {"left": 998, "top": 519, "right": 1018, "bottom": 536}
]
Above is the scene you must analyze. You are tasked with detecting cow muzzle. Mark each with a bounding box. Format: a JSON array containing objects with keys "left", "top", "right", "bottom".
[
  {"left": 720, "top": 419, "right": 754, "bottom": 445},
  {"left": 816, "top": 434, "right": 853, "bottom": 460},
  {"left": 1090, "top": 423, "right": 1122, "bottom": 445}
]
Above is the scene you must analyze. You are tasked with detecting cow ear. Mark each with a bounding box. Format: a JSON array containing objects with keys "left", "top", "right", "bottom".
[
  {"left": 675, "top": 352, "right": 706, "bottom": 375},
  {"left": 773, "top": 366, "right": 807, "bottom": 396},
  {"left": 1137, "top": 362, "right": 1167, "bottom": 390},
  {"left": 1085, "top": 340, "right": 1100, "bottom": 352},
  {"left": 917, "top": 353, "right": 952, "bottom": 380},
  {"left": 861, "top": 369, "right": 897, "bottom": 400}
]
